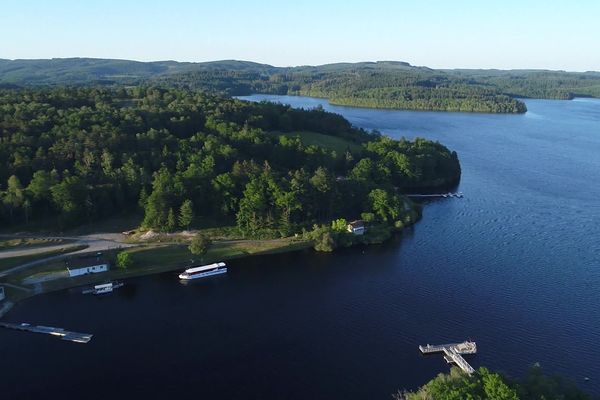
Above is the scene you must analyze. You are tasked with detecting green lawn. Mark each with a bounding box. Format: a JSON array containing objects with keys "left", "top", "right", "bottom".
[
  {"left": 3, "top": 238, "right": 312, "bottom": 302},
  {"left": 271, "top": 130, "right": 363, "bottom": 153},
  {"left": 0, "top": 244, "right": 88, "bottom": 272},
  {"left": 126, "top": 238, "right": 311, "bottom": 272},
  {"left": 0, "top": 237, "right": 70, "bottom": 250}
]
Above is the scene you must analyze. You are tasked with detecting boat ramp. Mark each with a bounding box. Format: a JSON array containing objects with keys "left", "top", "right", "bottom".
[{"left": 419, "top": 340, "right": 477, "bottom": 375}]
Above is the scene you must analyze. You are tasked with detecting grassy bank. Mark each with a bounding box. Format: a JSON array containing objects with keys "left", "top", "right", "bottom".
[
  {"left": 0, "top": 209, "right": 421, "bottom": 316},
  {"left": 0, "top": 238, "right": 311, "bottom": 308},
  {"left": 0, "top": 244, "right": 88, "bottom": 272}
]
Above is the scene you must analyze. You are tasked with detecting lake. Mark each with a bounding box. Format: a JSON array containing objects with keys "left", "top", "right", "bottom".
[{"left": 2, "top": 95, "right": 599, "bottom": 399}]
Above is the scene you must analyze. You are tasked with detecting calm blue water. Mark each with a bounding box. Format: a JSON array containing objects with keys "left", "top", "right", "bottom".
[{"left": 1, "top": 95, "right": 599, "bottom": 399}]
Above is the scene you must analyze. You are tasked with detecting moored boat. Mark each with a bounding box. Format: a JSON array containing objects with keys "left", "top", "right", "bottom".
[
  {"left": 179, "top": 262, "right": 227, "bottom": 280},
  {"left": 82, "top": 281, "right": 124, "bottom": 295}
]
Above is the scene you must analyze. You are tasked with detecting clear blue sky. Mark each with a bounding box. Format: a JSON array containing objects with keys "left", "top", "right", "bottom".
[{"left": 2, "top": 0, "right": 598, "bottom": 71}]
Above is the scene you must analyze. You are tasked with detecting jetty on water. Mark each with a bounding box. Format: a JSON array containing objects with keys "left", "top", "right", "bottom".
[
  {"left": 406, "top": 192, "right": 464, "bottom": 199},
  {"left": 419, "top": 341, "right": 477, "bottom": 375},
  {"left": 0, "top": 322, "right": 93, "bottom": 343}
]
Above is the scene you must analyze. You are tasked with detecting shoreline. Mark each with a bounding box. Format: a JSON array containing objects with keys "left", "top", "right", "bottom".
[
  {"left": 0, "top": 238, "right": 313, "bottom": 319},
  {"left": 238, "top": 92, "right": 528, "bottom": 114},
  {"left": 0, "top": 205, "right": 426, "bottom": 320}
]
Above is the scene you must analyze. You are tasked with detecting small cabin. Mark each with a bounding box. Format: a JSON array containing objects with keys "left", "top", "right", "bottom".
[
  {"left": 66, "top": 256, "right": 110, "bottom": 278},
  {"left": 347, "top": 220, "right": 366, "bottom": 235},
  {"left": 0, "top": 286, "right": 5, "bottom": 302}
]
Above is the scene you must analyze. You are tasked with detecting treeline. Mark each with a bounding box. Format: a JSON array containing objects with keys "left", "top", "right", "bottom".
[
  {"left": 292, "top": 72, "right": 526, "bottom": 113},
  {"left": 448, "top": 70, "right": 600, "bottom": 100},
  {"left": 398, "top": 365, "right": 590, "bottom": 400},
  {"left": 0, "top": 87, "right": 460, "bottom": 236},
  {"left": 158, "top": 68, "right": 527, "bottom": 113},
  {"left": 2, "top": 59, "right": 600, "bottom": 111}
]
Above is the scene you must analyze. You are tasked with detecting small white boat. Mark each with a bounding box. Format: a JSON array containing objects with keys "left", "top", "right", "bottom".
[
  {"left": 179, "top": 262, "right": 227, "bottom": 280},
  {"left": 82, "top": 282, "right": 124, "bottom": 295}
]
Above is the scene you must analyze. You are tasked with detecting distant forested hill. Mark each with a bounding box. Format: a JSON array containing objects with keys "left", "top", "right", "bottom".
[
  {"left": 154, "top": 61, "right": 528, "bottom": 113},
  {"left": 1, "top": 58, "right": 599, "bottom": 112},
  {"left": 0, "top": 58, "right": 276, "bottom": 85},
  {"left": 446, "top": 69, "right": 600, "bottom": 100}
]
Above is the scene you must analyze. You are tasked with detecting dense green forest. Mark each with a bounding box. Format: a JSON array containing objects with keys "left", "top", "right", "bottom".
[
  {"left": 446, "top": 69, "right": 600, "bottom": 100},
  {"left": 398, "top": 365, "right": 590, "bottom": 400},
  {"left": 0, "top": 87, "right": 460, "bottom": 239},
  {"left": 160, "top": 62, "right": 527, "bottom": 113},
  {"left": 3, "top": 58, "right": 600, "bottom": 113}
]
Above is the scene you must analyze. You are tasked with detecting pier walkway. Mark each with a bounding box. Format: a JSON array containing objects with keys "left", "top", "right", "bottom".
[
  {"left": 0, "top": 322, "right": 93, "bottom": 343},
  {"left": 419, "top": 341, "right": 476, "bottom": 375},
  {"left": 406, "top": 192, "right": 463, "bottom": 199}
]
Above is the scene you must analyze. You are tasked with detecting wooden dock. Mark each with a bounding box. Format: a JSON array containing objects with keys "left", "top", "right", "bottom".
[
  {"left": 0, "top": 322, "right": 93, "bottom": 343},
  {"left": 419, "top": 341, "right": 476, "bottom": 375},
  {"left": 406, "top": 192, "right": 463, "bottom": 199}
]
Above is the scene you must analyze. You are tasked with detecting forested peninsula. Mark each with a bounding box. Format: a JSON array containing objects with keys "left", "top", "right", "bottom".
[
  {"left": 0, "top": 87, "right": 460, "bottom": 249},
  {"left": 2, "top": 58, "right": 600, "bottom": 114}
]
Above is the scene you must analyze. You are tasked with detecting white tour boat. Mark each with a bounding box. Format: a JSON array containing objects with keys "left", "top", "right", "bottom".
[{"left": 179, "top": 262, "right": 227, "bottom": 280}]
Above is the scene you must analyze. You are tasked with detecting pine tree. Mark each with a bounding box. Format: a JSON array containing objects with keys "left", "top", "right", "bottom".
[
  {"left": 165, "top": 208, "right": 177, "bottom": 232},
  {"left": 179, "top": 199, "right": 194, "bottom": 229}
]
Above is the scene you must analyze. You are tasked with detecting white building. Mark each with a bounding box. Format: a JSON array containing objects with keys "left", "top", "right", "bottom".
[
  {"left": 67, "top": 256, "right": 110, "bottom": 278},
  {"left": 347, "top": 220, "right": 366, "bottom": 235},
  {"left": 0, "top": 286, "right": 5, "bottom": 302}
]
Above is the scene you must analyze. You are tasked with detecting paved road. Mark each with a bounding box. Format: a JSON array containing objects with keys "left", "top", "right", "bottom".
[{"left": 0, "top": 234, "right": 136, "bottom": 278}]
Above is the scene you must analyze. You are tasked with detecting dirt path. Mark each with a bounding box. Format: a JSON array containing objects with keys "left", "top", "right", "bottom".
[{"left": 0, "top": 233, "right": 136, "bottom": 278}]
